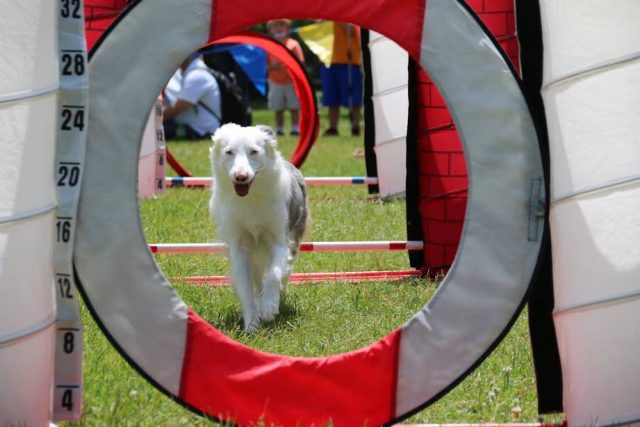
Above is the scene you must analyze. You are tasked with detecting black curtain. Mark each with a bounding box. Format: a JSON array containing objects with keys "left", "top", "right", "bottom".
[
  {"left": 516, "top": 0, "right": 563, "bottom": 413},
  {"left": 405, "top": 59, "right": 424, "bottom": 268},
  {"left": 360, "top": 29, "right": 380, "bottom": 194}
]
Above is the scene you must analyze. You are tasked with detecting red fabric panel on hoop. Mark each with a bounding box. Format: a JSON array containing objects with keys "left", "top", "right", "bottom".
[
  {"left": 180, "top": 310, "right": 401, "bottom": 426},
  {"left": 84, "top": 0, "right": 130, "bottom": 51},
  {"left": 210, "top": 0, "right": 427, "bottom": 61},
  {"left": 211, "top": 32, "right": 319, "bottom": 168},
  {"left": 416, "top": 2, "right": 519, "bottom": 273}
]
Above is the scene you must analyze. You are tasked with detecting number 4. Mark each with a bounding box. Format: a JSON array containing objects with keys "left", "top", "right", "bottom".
[{"left": 62, "top": 389, "right": 74, "bottom": 411}]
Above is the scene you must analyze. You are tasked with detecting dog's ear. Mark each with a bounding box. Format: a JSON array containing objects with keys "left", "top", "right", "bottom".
[
  {"left": 256, "top": 125, "right": 278, "bottom": 149},
  {"left": 256, "top": 124, "right": 276, "bottom": 138},
  {"left": 210, "top": 130, "right": 223, "bottom": 160}
]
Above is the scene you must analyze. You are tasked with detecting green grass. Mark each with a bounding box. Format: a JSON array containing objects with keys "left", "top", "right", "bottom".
[{"left": 62, "top": 108, "right": 563, "bottom": 426}]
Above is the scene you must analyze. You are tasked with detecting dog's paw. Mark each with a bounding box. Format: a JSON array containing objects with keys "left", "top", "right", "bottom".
[
  {"left": 260, "top": 298, "right": 280, "bottom": 322},
  {"left": 243, "top": 313, "right": 261, "bottom": 333},
  {"left": 261, "top": 275, "right": 282, "bottom": 321}
]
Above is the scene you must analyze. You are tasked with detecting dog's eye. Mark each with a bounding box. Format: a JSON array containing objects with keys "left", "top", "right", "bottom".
[
  {"left": 224, "top": 150, "right": 233, "bottom": 156},
  {"left": 249, "top": 149, "right": 259, "bottom": 155}
]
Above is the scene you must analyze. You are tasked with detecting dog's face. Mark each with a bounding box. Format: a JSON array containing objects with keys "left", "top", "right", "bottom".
[{"left": 211, "top": 124, "right": 278, "bottom": 197}]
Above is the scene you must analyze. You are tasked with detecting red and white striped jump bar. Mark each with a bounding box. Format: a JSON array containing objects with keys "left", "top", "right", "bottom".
[
  {"left": 175, "top": 269, "right": 423, "bottom": 286},
  {"left": 149, "top": 240, "right": 423, "bottom": 254},
  {"left": 164, "top": 176, "right": 379, "bottom": 187}
]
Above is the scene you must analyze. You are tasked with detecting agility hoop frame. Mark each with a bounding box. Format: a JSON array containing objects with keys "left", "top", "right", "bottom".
[{"left": 74, "top": 0, "right": 546, "bottom": 424}]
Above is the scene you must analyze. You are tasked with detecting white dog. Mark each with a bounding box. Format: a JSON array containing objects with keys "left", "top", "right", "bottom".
[{"left": 209, "top": 124, "right": 309, "bottom": 332}]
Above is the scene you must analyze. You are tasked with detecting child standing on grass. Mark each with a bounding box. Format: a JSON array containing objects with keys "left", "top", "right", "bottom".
[
  {"left": 266, "top": 19, "right": 305, "bottom": 136},
  {"left": 321, "top": 22, "right": 363, "bottom": 137}
]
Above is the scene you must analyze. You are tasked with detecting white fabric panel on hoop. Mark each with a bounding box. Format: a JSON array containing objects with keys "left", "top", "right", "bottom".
[
  {"left": 540, "top": 1, "right": 640, "bottom": 425},
  {"left": 0, "top": 1, "right": 57, "bottom": 425},
  {"left": 396, "top": 0, "right": 544, "bottom": 415},
  {"left": 75, "top": 0, "right": 213, "bottom": 395},
  {"left": 369, "top": 31, "right": 408, "bottom": 198}
]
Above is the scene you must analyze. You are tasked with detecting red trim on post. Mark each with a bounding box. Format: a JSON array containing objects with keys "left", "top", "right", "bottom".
[
  {"left": 180, "top": 310, "right": 401, "bottom": 426},
  {"left": 298, "top": 242, "right": 313, "bottom": 251},
  {"left": 390, "top": 242, "right": 407, "bottom": 250}
]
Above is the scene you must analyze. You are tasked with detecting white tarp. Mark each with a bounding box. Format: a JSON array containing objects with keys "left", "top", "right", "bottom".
[
  {"left": 0, "top": 1, "right": 57, "bottom": 425},
  {"left": 541, "top": 1, "right": 640, "bottom": 425},
  {"left": 369, "top": 31, "right": 408, "bottom": 199}
]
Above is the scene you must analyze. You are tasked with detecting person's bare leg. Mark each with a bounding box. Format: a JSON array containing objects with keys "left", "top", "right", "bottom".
[
  {"left": 275, "top": 110, "right": 285, "bottom": 135},
  {"left": 351, "top": 106, "right": 362, "bottom": 135},
  {"left": 329, "top": 106, "right": 340, "bottom": 128},
  {"left": 323, "top": 106, "right": 340, "bottom": 136},
  {"left": 290, "top": 109, "right": 300, "bottom": 135}
]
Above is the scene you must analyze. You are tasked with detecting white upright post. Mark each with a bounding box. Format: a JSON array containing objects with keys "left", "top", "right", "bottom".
[
  {"left": 52, "top": 0, "right": 89, "bottom": 421},
  {"left": 138, "top": 97, "right": 166, "bottom": 197},
  {"left": 138, "top": 104, "right": 161, "bottom": 197},
  {"left": 154, "top": 97, "right": 167, "bottom": 195}
]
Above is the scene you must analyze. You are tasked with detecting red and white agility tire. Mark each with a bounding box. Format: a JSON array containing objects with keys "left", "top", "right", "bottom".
[{"left": 74, "top": 0, "right": 545, "bottom": 425}]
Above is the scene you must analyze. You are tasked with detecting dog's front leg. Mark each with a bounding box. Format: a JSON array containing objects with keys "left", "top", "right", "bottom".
[
  {"left": 229, "top": 242, "right": 260, "bottom": 333},
  {"left": 261, "top": 242, "right": 290, "bottom": 322}
]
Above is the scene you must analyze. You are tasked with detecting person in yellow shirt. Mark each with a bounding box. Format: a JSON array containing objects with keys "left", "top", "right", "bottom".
[
  {"left": 320, "top": 22, "right": 363, "bottom": 137},
  {"left": 267, "top": 19, "right": 305, "bottom": 136}
]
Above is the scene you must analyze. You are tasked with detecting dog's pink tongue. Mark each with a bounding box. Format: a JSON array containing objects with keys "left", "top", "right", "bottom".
[{"left": 234, "top": 183, "right": 251, "bottom": 197}]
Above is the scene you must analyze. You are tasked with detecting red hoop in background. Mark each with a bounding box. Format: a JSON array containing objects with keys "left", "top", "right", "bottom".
[
  {"left": 84, "top": 3, "right": 318, "bottom": 174},
  {"left": 210, "top": 31, "right": 319, "bottom": 168},
  {"left": 166, "top": 32, "right": 320, "bottom": 176}
]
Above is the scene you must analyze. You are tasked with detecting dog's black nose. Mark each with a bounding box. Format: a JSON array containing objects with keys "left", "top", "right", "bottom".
[{"left": 235, "top": 173, "right": 249, "bottom": 182}]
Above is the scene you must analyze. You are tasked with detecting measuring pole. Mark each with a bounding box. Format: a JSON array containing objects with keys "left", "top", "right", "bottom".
[{"left": 53, "top": 0, "right": 89, "bottom": 420}]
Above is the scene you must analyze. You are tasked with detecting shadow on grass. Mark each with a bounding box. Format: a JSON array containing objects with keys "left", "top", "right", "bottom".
[{"left": 206, "top": 294, "right": 302, "bottom": 336}]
